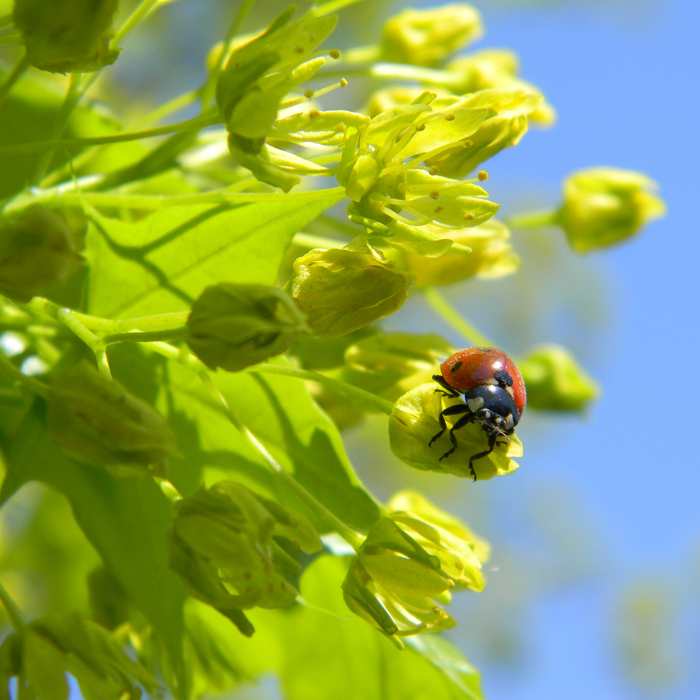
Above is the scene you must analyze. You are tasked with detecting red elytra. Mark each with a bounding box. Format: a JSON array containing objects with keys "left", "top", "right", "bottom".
[{"left": 440, "top": 347, "right": 527, "bottom": 417}]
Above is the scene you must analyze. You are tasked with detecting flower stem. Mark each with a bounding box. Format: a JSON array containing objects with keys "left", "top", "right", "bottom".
[
  {"left": 57, "top": 308, "right": 111, "bottom": 378},
  {"left": 422, "top": 287, "right": 495, "bottom": 348},
  {"left": 507, "top": 209, "right": 559, "bottom": 229},
  {"left": 0, "top": 579, "right": 27, "bottom": 632},
  {"left": 24, "top": 298, "right": 189, "bottom": 333},
  {"left": 0, "top": 112, "right": 219, "bottom": 159},
  {"left": 248, "top": 363, "right": 395, "bottom": 416},
  {"left": 110, "top": 0, "right": 161, "bottom": 50},
  {"left": 102, "top": 327, "right": 188, "bottom": 346}
]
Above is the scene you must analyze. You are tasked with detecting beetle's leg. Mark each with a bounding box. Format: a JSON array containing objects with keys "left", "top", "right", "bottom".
[
  {"left": 468, "top": 432, "right": 501, "bottom": 481},
  {"left": 437, "top": 409, "right": 478, "bottom": 461},
  {"left": 429, "top": 403, "right": 471, "bottom": 448}
]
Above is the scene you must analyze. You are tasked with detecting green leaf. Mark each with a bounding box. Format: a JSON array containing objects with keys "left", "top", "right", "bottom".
[
  {"left": 274, "top": 555, "right": 484, "bottom": 700},
  {"left": 157, "top": 355, "right": 382, "bottom": 533},
  {"left": 0, "top": 405, "right": 189, "bottom": 699},
  {"left": 85, "top": 192, "right": 344, "bottom": 318}
]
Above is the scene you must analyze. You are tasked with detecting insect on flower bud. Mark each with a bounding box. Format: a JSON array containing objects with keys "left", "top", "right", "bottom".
[
  {"left": 0, "top": 206, "right": 82, "bottom": 303},
  {"left": 518, "top": 345, "right": 599, "bottom": 411},
  {"left": 557, "top": 167, "right": 666, "bottom": 253},
  {"left": 14, "top": 0, "right": 120, "bottom": 73},
  {"left": 380, "top": 4, "right": 483, "bottom": 67},
  {"left": 389, "top": 383, "right": 521, "bottom": 480},
  {"left": 288, "top": 249, "right": 415, "bottom": 337},
  {"left": 47, "top": 362, "right": 180, "bottom": 478},
  {"left": 186, "top": 283, "right": 308, "bottom": 371}
]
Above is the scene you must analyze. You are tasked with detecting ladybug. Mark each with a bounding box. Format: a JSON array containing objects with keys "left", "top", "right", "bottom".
[{"left": 428, "top": 347, "right": 526, "bottom": 480}]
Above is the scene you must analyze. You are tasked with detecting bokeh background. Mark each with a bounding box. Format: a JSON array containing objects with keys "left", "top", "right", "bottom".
[{"left": 4, "top": 0, "right": 700, "bottom": 698}]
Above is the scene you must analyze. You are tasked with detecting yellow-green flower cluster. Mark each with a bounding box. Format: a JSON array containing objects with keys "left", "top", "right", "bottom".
[{"left": 342, "top": 491, "right": 489, "bottom": 639}]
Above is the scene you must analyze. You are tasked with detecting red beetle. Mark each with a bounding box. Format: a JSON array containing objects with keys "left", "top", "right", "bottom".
[{"left": 429, "top": 347, "right": 526, "bottom": 480}]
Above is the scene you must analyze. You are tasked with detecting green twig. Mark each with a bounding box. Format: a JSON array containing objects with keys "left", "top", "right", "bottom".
[
  {"left": 102, "top": 327, "right": 188, "bottom": 346},
  {"left": 110, "top": 0, "right": 161, "bottom": 50},
  {"left": 57, "top": 308, "right": 111, "bottom": 378},
  {"left": 507, "top": 209, "right": 559, "bottom": 229},
  {"left": 24, "top": 298, "right": 189, "bottom": 333},
  {"left": 0, "top": 579, "right": 28, "bottom": 632},
  {"left": 0, "top": 112, "right": 219, "bottom": 159},
  {"left": 422, "top": 287, "right": 495, "bottom": 348},
  {"left": 8, "top": 184, "right": 345, "bottom": 214},
  {"left": 247, "top": 363, "right": 395, "bottom": 416}
]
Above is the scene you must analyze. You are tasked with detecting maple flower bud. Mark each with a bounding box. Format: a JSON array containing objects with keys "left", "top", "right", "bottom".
[
  {"left": 388, "top": 383, "right": 521, "bottom": 480},
  {"left": 288, "top": 249, "right": 415, "bottom": 337},
  {"left": 47, "top": 361, "right": 179, "bottom": 478},
  {"left": 169, "top": 481, "right": 321, "bottom": 636},
  {"left": 380, "top": 5, "right": 483, "bottom": 67},
  {"left": 342, "top": 493, "right": 490, "bottom": 638},
  {"left": 518, "top": 345, "right": 599, "bottom": 411},
  {"left": 403, "top": 220, "right": 519, "bottom": 287},
  {"left": 14, "top": 0, "right": 120, "bottom": 73},
  {"left": 0, "top": 206, "right": 82, "bottom": 303},
  {"left": 187, "top": 283, "right": 308, "bottom": 371},
  {"left": 557, "top": 168, "right": 666, "bottom": 253}
]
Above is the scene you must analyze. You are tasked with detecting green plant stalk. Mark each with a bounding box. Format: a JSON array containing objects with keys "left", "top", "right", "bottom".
[
  {"left": 248, "top": 363, "right": 395, "bottom": 415},
  {"left": 507, "top": 209, "right": 559, "bottom": 229},
  {"left": 200, "top": 0, "right": 259, "bottom": 110},
  {"left": 24, "top": 298, "right": 189, "bottom": 333},
  {"left": 144, "top": 340, "right": 365, "bottom": 550},
  {"left": 0, "top": 579, "right": 28, "bottom": 632},
  {"left": 0, "top": 112, "right": 220, "bottom": 159},
  {"left": 57, "top": 308, "right": 111, "bottom": 378},
  {"left": 422, "top": 288, "right": 495, "bottom": 348},
  {"left": 102, "top": 327, "right": 189, "bottom": 346},
  {"left": 30, "top": 73, "right": 82, "bottom": 186},
  {"left": 110, "top": 0, "right": 161, "bottom": 50},
  {"left": 9, "top": 184, "right": 345, "bottom": 213},
  {"left": 292, "top": 232, "right": 347, "bottom": 249}
]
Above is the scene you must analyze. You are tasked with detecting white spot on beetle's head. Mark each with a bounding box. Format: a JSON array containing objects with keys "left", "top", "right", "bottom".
[{"left": 467, "top": 396, "right": 484, "bottom": 413}]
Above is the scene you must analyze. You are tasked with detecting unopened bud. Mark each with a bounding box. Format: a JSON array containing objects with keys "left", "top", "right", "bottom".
[
  {"left": 518, "top": 345, "right": 599, "bottom": 411},
  {"left": 0, "top": 206, "right": 82, "bottom": 303},
  {"left": 380, "top": 4, "right": 483, "bottom": 67},
  {"left": 557, "top": 168, "right": 666, "bottom": 253},
  {"left": 14, "top": 0, "right": 120, "bottom": 73},
  {"left": 169, "top": 481, "right": 321, "bottom": 635},
  {"left": 47, "top": 361, "right": 179, "bottom": 478},
  {"left": 187, "top": 283, "right": 308, "bottom": 371},
  {"left": 289, "top": 249, "right": 414, "bottom": 337}
]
